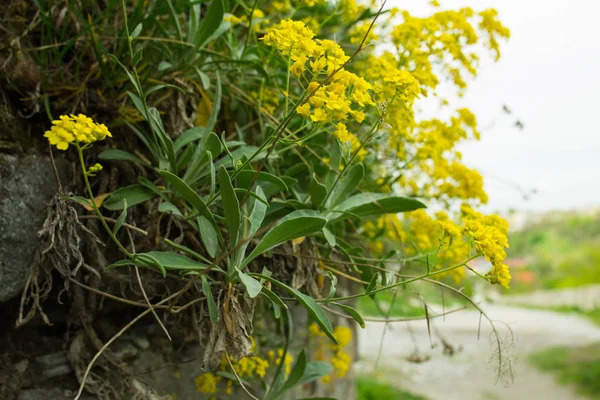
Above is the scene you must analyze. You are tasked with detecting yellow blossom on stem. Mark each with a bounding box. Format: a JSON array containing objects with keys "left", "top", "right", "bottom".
[{"left": 44, "top": 114, "right": 112, "bottom": 150}]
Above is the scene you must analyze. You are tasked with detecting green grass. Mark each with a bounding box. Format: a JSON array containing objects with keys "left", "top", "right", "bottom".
[
  {"left": 357, "top": 291, "right": 426, "bottom": 318},
  {"left": 357, "top": 376, "right": 428, "bottom": 400},
  {"left": 530, "top": 343, "right": 600, "bottom": 397}
]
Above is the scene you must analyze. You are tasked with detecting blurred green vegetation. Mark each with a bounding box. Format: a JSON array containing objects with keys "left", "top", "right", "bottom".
[
  {"left": 529, "top": 343, "right": 600, "bottom": 397},
  {"left": 357, "top": 376, "right": 428, "bottom": 400},
  {"left": 507, "top": 211, "right": 600, "bottom": 293},
  {"left": 357, "top": 281, "right": 468, "bottom": 318}
]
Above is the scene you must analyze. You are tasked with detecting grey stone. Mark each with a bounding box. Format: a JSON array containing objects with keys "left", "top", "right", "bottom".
[{"left": 0, "top": 154, "right": 65, "bottom": 302}]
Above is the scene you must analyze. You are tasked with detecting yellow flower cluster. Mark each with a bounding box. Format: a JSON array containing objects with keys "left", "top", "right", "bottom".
[
  {"left": 461, "top": 205, "right": 511, "bottom": 288},
  {"left": 262, "top": 19, "right": 375, "bottom": 126},
  {"left": 310, "top": 323, "right": 353, "bottom": 383},
  {"left": 340, "top": 0, "right": 365, "bottom": 22},
  {"left": 44, "top": 114, "right": 112, "bottom": 150},
  {"left": 334, "top": 123, "right": 366, "bottom": 161},
  {"left": 194, "top": 372, "right": 219, "bottom": 395},
  {"left": 349, "top": 22, "right": 379, "bottom": 45},
  {"left": 222, "top": 353, "right": 270, "bottom": 379},
  {"left": 225, "top": 9, "right": 270, "bottom": 32},
  {"left": 390, "top": 9, "right": 509, "bottom": 95},
  {"left": 267, "top": 348, "right": 294, "bottom": 375},
  {"left": 363, "top": 214, "right": 407, "bottom": 255}
]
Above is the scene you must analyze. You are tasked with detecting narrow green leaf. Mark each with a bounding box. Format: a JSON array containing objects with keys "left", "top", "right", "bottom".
[
  {"left": 279, "top": 350, "right": 306, "bottom": 394},
  {"left": 243, "top": 211, "right": 328, "bottom": 266},
  {"left": 113, "top": 199, "right": 128, "bottom": 235},
  {"left": 296, "top": 362, "right": 334, "bottom": 386},
  {"left": 104, "top": 184, "right": 155, "bottom": 210},
  {"left": 236, "top": 170, "right": 289, "bottom": 192},
  {"left": 327, "top": 164, "right": 364, "bottom": 208},
  {"left": 254, "top": 274, "right": 338, "bottom": 345},
  {"left": 218, "top": 166, "right": 241, "bottom": 246},
  {"left": 208, "top": 151, "right": 216, "bottom": 196},
  {"left": 365, "top": 274, "right": 378, "bottom": 295},
  {"left": 325, "top": 271, "right": 337, "bottom": 300},
  {"left": 135, "top": 253, "right": 167, "bottom": 278},
  {"left": 138, "top": 176, "right": 168, "bottom": 201},
  {"left": 334, "top": 193, "right": 425, "bottom": 219},
  {"left": 331, "top": 302, "right": 365, "bottom": 329},
  {"left": 201, "top": 275, "right": 219, "bottom": 325},
  {"left": 164, "top": 238, "right": 215, "bottom": 266},
  {"left": 238, "top": 271, "right": 262, "bottom": 298},
  {"left": 160, "top": 171, "right": 215, "bottom": 225},
  {"left": 158, "top": 202, "right": 183, "bottom": 217},
  {"left": 142, "top": 251, "right": 210, "bottom": 271},
  {"left": 247, "top": 186, "right": 267, "bottom": 238},
  {"left": 175, "top": 127, "right": 204, "bottom": 154},
  {"left": 322, "top": 227, "right": 336, "bottom": 248},
  {"left": 99, "top": 149, "right": 145, "bottom": 165},
  {"left": 309, "top": 173, "right": 327, "bottom": 209},
  {"left": 194, "top": 0, "right": 224, "bottom": 50},
  {"left": 131, "top": 23, "right": 142, "bottom": 39},
  {"left": 198, "top": 216, "right": 219, "bottom": 259}
]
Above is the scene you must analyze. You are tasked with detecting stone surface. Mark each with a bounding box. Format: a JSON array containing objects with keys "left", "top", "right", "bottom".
[{"left": 0, "top": 154, "right": 65, "bottom": 302}]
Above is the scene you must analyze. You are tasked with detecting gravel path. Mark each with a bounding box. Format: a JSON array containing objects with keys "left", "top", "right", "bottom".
[{"left": 357, "top": 303, "right": 600, "bottom": 400}]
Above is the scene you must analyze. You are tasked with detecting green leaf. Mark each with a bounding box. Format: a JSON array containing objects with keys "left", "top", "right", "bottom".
[
  {"left": 99, "top": 149, "right": 145, "bottom": 165},
  {"left": 160, "top": 170, "right": 216, "bottom": 225},
  {"left": 208, "top": 151, "right": 216, "bottom": 196},
  {"left": 64, "top": 195, "right": 92, "bottom": 208},
  {"left": 322, "top": 227, "right": 336, "bottom": 248},
  {"left": 260, "top": 286, "right": 288, "bottom": 319},
  {"left": 325, "top": 271, "right": 337, "bottom": 300},
  {"left": 113, "top": 199, "right": 127, "bottom": 235},
  {"left": 201, "top": 275, "right": 219, "bottom": 325},
  {"left": 131, "top": 22, "right": 142, "bottom": 39},
  {"left": 175, "top": 127, "right": 204, "bottom": 154},
  {"left": 141, "top": 251, "right": 210, "bottom": 271},
  {"left": 327, "top": 164, "right": 364, "bottom": 208},
  {"left": 164, "top": 238, "right": 214, "bottom": 266},
  {"left": 247, "top": 186, "right": 267, "bottom": 238},
  {"left": 254, "top": 274, "right": 338, "bottom": 345},
  {"left": 309, "top": 173, "right": 327, "bottom": 209},
  {"left": 138, "top": 176, "right": 168, "bottom": 201},
  {"left": 104, "top": 184, "right": 155, "bottom": 210},
  {"left": 158, "top": 202, "right": 183, "bottom": 217},
  {"left": 184, "top": 132, "right": 222, "bottom": 184},
  {"left": 238, "top": 271, "right": 262, "bottom": 298},
  {"left": 331, "top": 302, "right": 365, "bottom": 328},
  {"left": 134, "top": 253, "right": 167, "bottom": 277},
  {"left": 236, "top": 170, "right": 289, "bottom": 192},
  {"left": 194, "top": 0, "right": 224, "bottom": 50},
  {"left": 296, "top": 362, "right": 334, "bottom": 386},
  {"left": 218, "top": 166, "right": 241, "bottom": 246},
  {"left": 333, "top": 193, "right": 425, "bottom": 219},
  {"left": 243, "top": 211, "right": 328, "bottom": 266},
  {"left": 198, "top": 216, "right": 219, "bottom": 259},
  {"left": 365, "top": 274, "right": 378, "bottom": 295},
  {"left": 279, "top": 350, "right": 306, "bottom": 394}
]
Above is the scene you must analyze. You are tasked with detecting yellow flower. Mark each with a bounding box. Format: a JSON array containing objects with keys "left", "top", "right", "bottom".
[
  {"left": 44, "top": 114, "right": 112, "bottom": 150},
  {"left": 310, "top": 108, "right": 327, "bottom": 122},
  {"left": 307, "top": 82, "right": 320, "bottom": 93},
  {"left": 194, "top": 373, "right": 219, "bottom": 394},
  {"left": 297, "top": 103, "right": 311, "bottom": 117},
  {"left": 332, "top": 326, "right": 352, "bottom": 348}
]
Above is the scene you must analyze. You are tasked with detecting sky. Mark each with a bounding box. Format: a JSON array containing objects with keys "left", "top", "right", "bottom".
[{"left": 395, "top": 0, "right": 600, "bottom": 213}]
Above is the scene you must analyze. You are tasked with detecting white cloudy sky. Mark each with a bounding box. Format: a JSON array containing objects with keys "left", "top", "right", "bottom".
[{"left": 394, "top": 0, "right": 600, "bottom": 213}]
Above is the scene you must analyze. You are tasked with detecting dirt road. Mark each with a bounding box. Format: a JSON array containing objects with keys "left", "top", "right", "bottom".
[{"left": 357, "top": 303, "right": 600, "bottom": 400}]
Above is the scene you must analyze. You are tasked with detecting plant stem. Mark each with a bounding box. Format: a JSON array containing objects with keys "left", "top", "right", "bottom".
[{"left": 76, "top": 144, "right": 133, "bottom": 258}]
